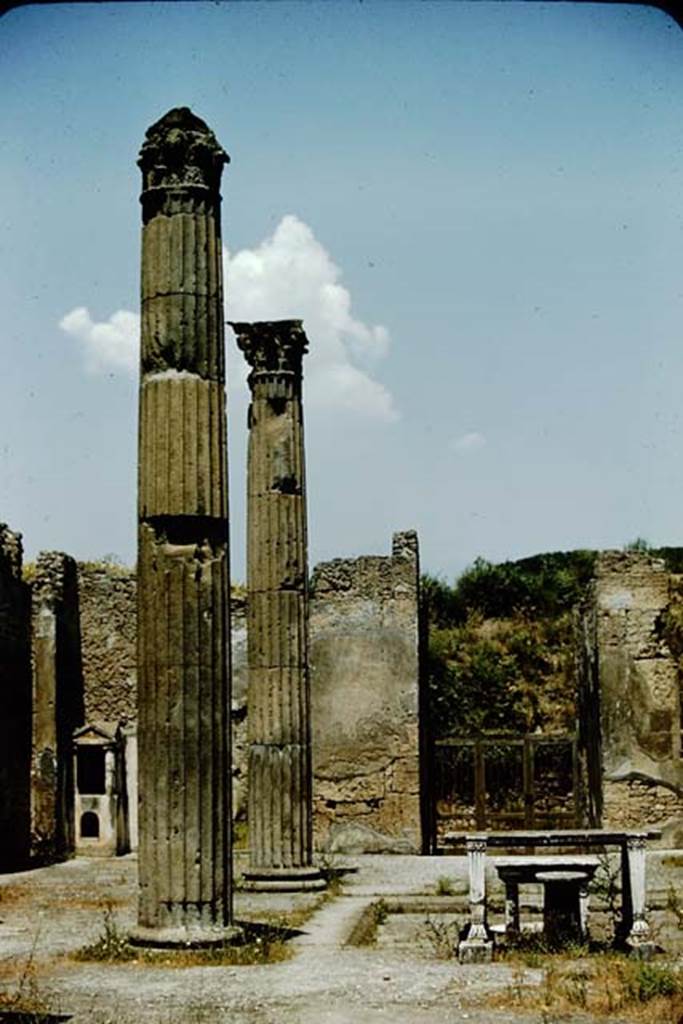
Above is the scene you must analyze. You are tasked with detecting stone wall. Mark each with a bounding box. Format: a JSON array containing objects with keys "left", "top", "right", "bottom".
[
  {"left": 577, "top": 551, "right": 683, "bottom": 838},
  {"left": 603, "top": 779, "right": 683, "bottom": 844},
  {"left": 76, "top": 567, "right": 249, "bottom": 824},
  {"left": 31, "top": 552, "right": 84, "bottom": 860},
  {"left": 308, "top": 531, "right": 424, "bottom": 853},
  {"left": 0, "top": 525, "right": 32, "bottom": 869},
  {"left": 18, "top": 537, "right": 424, "bottom": 857},
  {"left": 77, "top": 563, "right": 137, "bottom": 723},
  {"left": 72, "top": 548, "right": 425, "bottom": 854}
]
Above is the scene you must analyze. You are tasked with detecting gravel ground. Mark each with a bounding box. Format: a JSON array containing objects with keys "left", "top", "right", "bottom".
[{"left": 0, "top": 852, "right": 681, "bottom": 1024}]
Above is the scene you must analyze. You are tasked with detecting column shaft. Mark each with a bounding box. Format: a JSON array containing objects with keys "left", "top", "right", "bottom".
[
  {"left": 231, "top": 321, "right": 323, "bottom": 891},
  {"left": 134, "top": 108, "right": 239, "bottom": 944}
]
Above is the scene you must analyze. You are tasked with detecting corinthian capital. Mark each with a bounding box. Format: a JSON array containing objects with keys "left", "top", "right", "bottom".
[
  {"left": 230, "top": 320, "right": 308, "bottom": 378},
  {"left": 138, "top": 107, "right": 229, "bottom": 192}
]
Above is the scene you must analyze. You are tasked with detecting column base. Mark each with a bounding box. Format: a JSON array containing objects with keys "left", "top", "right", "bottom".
[
  {"left": 129, "top": 923, "right": 244, "bottom": 949},
  {"left": 625, "top": 923, "right": 656, "bottom": 960},
  {"left": 241, "top": 865, "right": 327, "bottom": 892},
  {"left": 458, "top": 938, "right": 494, "bottom": 963},
  {"left": 626, "top": 940, "right": 656, "bottom": 960}
]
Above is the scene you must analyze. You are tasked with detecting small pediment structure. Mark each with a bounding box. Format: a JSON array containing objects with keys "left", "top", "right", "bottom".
[
  {"left": 73, "top": 721, "right": 120, "bottom": 747},
  {"left": 72, "top": 720, "right": 128, "bottom": 857}
]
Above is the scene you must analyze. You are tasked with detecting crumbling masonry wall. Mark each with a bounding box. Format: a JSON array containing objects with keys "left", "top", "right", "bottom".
[
  {"left": 0, "top": 525, "right": 32, "bottom": 869},
  {"left": 77, "top": 564, "right": 137, "bottom": 723},
  {"left": 76, "top": 562, "right": 138, "bottom": 848},
  {"left": 76, "top": 568, "right": 247, "bottom": 828},
  {"left": 308, "top": 531, "right": 423, "bottom": 853},
  {"left": 31, "top": 552, "right": 84, "bottom": 860},
  {"left": 42, "top": 535, "right": 423, "bottom": 856},
  {"left": 578, "top": 551, "right": 683, "bottom": 844}
]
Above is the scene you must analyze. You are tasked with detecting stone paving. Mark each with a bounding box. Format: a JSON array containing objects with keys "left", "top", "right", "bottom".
[{"left": 0, "top": 852, "right": 681, "bottom": 1023}]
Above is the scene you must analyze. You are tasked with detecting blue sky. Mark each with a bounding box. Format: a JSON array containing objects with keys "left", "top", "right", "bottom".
[{"left": 2, "top": 2, "right": 683, "bottom": 581}]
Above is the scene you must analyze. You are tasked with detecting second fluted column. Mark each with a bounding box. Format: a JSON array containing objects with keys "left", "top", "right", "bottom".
[{"left": 231, "top": 320, "right": 324, "bottom": 891}]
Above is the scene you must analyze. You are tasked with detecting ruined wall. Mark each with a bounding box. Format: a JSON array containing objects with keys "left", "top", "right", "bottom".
[
  {"left": 46, "top": 542, "right": 423, "bottom": 855},
  {"left": 308, "top": 531, "right": 423, "bottom": 853},
  {"left": 77, "top": 563, "right": 137, "bottom": 723},
  {"left": 578, "top": 551, "right": 683, "bottom": 841},
  {"left": 76, "top": 567, "right": 249, "bottom": 824},
  {"left": 576, "top": 596, "right": 602, "bottom": 827},
  {"left": 0, "top": 525, "right": 32, "bottom": 869},
  {"left": 31, "top": 552, "right": 84, "bottom": 860}
]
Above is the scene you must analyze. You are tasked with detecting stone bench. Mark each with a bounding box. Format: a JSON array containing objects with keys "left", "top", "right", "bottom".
[{"left": 493, "top": 856, "right": 600, "bottom": 944}]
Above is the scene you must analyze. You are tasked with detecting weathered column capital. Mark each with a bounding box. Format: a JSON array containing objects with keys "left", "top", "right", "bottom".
[
  {"left": 229, "top": 320, "right": 308, "bottom": 386},
  {"left": 138, "top": 107, "right": 229, "bottom": 220}
]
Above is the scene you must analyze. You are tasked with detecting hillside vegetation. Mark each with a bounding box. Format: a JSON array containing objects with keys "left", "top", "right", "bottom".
[
  {"left": 423, "top": 551, "right": 597, "bottom": 741},
  {"left": 424, "top": 544, "right": 683, "bottom": 742}
]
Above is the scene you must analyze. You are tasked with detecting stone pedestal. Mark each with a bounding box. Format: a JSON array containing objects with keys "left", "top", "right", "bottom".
[
  {"left": 536, "top": 871, "right": 592, "bottom": 946},
  {"left": 231, "top": 320, "right": 324, "bottom": 892},
  {"left": 458, "top": 836, "right": 493, "bottom": 962},
  {"left": 133, "top": 108, "right": 240, "bottom": 946},
  {"left": 621, "top": 836, "right": 656, "bottom": 958}
]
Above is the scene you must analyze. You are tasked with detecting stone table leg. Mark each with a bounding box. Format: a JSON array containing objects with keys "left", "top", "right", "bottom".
[
  {"left": 504, "top": 880, "right": 520, "bottom": 940},
  {"left": 622, "top": 836, "right": 655, "bottom": 958},
  {"left": 458, "top": 836, "right": 493, "bottom": 962},
  {"left": 578, "top": 879, "right": 591, "bottom": 942}
]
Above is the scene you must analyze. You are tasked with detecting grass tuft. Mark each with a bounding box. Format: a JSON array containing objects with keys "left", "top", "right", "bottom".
[
  {"left": 484, "top": 953, "right": 683, "bottom": 1023},
  {"left": 434, "top": 875, "right": 454, "bottom": 897},
  {"left": 73, "top": 903, "right": 293, "bottom": 967}
]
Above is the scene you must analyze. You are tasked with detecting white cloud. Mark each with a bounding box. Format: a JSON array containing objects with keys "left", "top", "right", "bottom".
[
  {"left": 59, "top": 215, "right": 398, "bottom": 423},
  {"left": 450, "top": 431, "right": 486, "bottom": 453},
  {"left": 224, "top": 215, "right": 397, "bottom": 421},
  {"left": 59, "top": 307, "right": 138, "bottom": 374}
]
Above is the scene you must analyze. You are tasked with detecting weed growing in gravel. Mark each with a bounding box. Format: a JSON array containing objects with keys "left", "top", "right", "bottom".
[
  {"left": 77, "top": 901, "right": 130, "bottom": 961},
  {"left": 419, "top": 915, "right": 458, "bottom": 959},
  {"left": 250, "top": 893, "right": 327, "bottom": 932},
  {"left": 498, "top": 931, "right": 593, "bottom": 968},
  {"left": 373, "top": 898, "right": 390, "bottom": 928},
  {"left": 485, "top": 954, "right": 683, "bottom": 1023},
  {"left": 345, "top": 898, "right": 398, "bottom": 946},
  {"left": 0, "top": 929, "right": 68, "bottom": 1022},
  {"left": 665, "top": 883, "right": 683, "bottom": 931},
  {"left": 73, "top": 903, "right": 293, "bottom": 966},
  {"left": 315, "top": 850, "right": 351, "bottom": 896},
  {"left": 589, "top": 853, "right": 623, "bottom": 942},
  {"left": 0, "top": 881, "right": 32, "bottom": 912}
]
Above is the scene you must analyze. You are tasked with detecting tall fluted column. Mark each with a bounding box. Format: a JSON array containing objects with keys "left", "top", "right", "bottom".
[
  {"left": 133, "top": 108, "right": 240, "bottom": 945},
  {"left": 230, "top": 320, "right": 324, "bottom": 891}
]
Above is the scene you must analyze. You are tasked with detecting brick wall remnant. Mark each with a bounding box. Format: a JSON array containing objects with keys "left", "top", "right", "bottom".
[
  {"left": 76, "top": 564, "right": 248, "bottom": 832},
  {"left": 577, "top": 551, "right": 683, "bottom": 838},
  {"left": 77, "top": 563, "right": 136, "bottom": 723},
  {"left": 309, "top": 530, "right": 423, "bottom": 853},
  {"left": 0, "top": 525, "right": 32, "bottom": 869},
  {"left": 24, "top": 529, "right": 424, "bottom": 862},
  {"left": 30, "top": 551, "right": 84, "bottom": 861}
]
